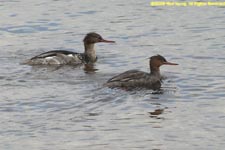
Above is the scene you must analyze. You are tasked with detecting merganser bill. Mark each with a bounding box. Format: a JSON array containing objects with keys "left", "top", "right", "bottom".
[
  {"left": 23, "top": 32, "right": 115, "bottom": 65},
  {"left": 105, "top": 55, "right": 178, "bottom": 90}
]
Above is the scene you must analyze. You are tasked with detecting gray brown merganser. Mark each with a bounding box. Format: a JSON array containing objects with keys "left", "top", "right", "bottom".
[
  {"left": 105, "top": 55, "right": 178, "bottom": 90},
  {"left": 24, "top": 32, "right": 115, "bottom": 65}
]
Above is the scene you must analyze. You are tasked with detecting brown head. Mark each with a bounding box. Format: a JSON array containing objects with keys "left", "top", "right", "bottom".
[
  {"left": 83, "top": 32, "right": 115, "bottom": 44},
  {"left": 149, "top": 55, "right": 178, "bottom": 73}
]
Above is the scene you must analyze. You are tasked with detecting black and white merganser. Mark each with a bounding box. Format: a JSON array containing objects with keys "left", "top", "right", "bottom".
[
  {"left": 24, "top": 32, "right": 115, "bottom": 65},
  {"left": 105, "top": 55, "right": 178, "bottom": 90}
]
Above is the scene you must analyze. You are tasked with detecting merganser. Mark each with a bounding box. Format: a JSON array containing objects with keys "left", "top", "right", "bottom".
[
  {"left": 105, "top": 55, "right": 178, "bottom": 90},
  {"left": 23, "top": 32, "right": 115, "bottom": 65}
]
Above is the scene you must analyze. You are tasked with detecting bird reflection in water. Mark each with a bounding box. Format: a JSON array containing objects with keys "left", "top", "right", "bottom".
[
  {"left": 83, "top": 64, "right": 98, "bottom": 73},
  {"left": 149, "top": 108, "right": 165, "bottom": 119}
]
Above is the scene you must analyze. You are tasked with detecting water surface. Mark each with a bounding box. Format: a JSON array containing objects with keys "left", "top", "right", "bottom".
[{"left": 1, "top": 0, "right": 225, "bottom": 149}]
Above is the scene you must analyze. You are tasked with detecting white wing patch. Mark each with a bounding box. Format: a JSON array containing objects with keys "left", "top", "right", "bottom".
[
  {"left": 45, "top": 56, "right": 55, "bottom": 60},
  {"left": 44, "top": 56, "right": 61, "bottom": 64},
  {"left": 28, "top": 53, "right": 82, "bottom": 65},
  {"left": 67, "top": 54, "right": 73, "bottom": 57}
]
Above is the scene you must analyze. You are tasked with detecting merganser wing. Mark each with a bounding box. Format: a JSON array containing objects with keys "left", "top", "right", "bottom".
[
  {"left": 30, "top": 50, "right": 79, "bottom": 60},
  {"left": 107, "top": 70, "right": 148, "bottom": 82}
]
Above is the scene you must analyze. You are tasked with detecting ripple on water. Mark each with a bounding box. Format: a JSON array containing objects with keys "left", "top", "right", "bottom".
[{"left": 0, "top": 24, "right": 60, "bottom": 34}]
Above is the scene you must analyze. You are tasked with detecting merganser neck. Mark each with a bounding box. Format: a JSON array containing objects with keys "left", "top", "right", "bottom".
[
  {"left": 150, "top": 66, "right": 160, "bottom": 77},
  {"left": 84, "top": 43, "right": 96, "bottom": 62}
]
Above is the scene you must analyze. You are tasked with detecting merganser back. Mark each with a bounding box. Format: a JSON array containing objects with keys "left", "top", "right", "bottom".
[
  {"left": 23, "top": 32, "right": 115, "bottom": 65},
  {"left": 105, "top": 55, "right": 178, "bottom": 90}
]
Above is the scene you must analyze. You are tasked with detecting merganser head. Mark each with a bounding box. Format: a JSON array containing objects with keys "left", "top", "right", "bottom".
[
  {"left": 150, "top": 55, "right": 178, "bottom": 72},
  {"left": 83, "top": 32, "right": 115, "bottom": 44}
]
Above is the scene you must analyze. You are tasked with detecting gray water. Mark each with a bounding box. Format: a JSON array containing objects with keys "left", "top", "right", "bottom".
[{"left": 1, "top": 0, "right": 225, "bottom": 149}]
